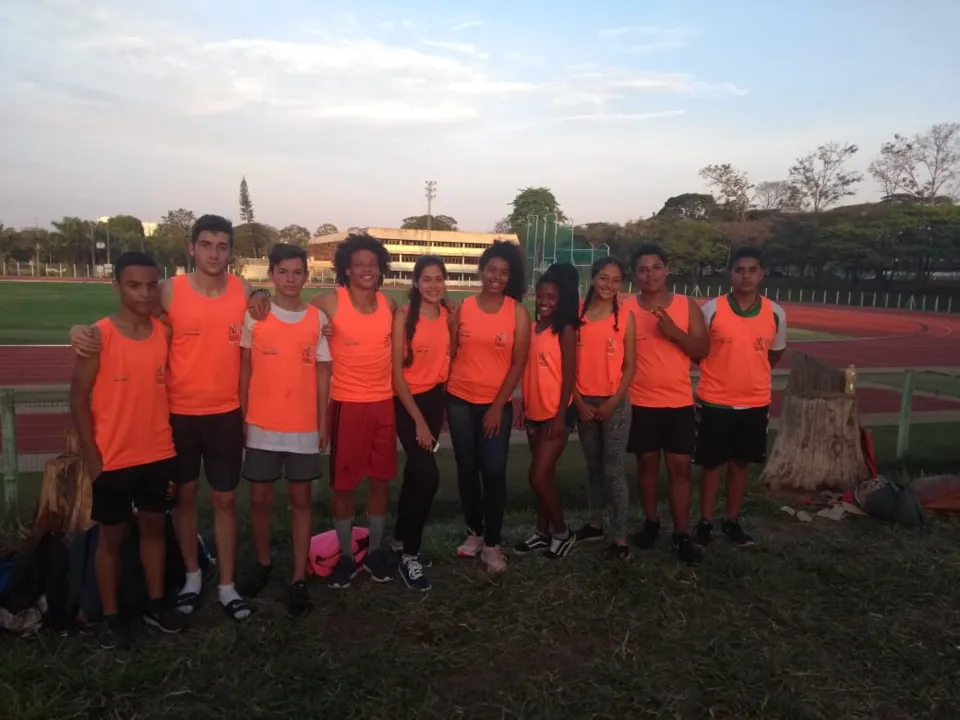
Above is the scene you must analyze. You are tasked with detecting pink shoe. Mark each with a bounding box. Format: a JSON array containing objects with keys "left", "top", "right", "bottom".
[
  {"left": 456, "top": 533, "right": 483, "bottom": 558},
  {"left": 481, "top": 545, "right": 507, "bottom": 573}
]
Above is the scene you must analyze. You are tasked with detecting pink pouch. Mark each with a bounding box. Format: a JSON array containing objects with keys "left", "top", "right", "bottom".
[{"left": 307, "top": 527, "right": 369, "bottom": 577}]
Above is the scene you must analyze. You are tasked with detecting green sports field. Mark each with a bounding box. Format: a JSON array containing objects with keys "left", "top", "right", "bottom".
[{"left": 0, "top": 281, "right": 844, "bottom": 345}]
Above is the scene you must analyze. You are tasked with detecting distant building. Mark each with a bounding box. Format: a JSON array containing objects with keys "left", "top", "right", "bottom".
[{"left": 307, "top": 226, "right": 520, "bottom": 286}]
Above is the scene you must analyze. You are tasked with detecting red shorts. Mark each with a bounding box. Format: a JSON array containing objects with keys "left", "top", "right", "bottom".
[{"left": 328, "top": 398, "right": 397, "bottom": 491}]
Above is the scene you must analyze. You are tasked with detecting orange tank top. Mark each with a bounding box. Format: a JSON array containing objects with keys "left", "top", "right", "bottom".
[
  {"left": 166, "top": 274, "right": 246, "bottom": 416},
  {"left": 447, "top": 295, "right": 517, "bottom": 405},
  {"left": 576, "top": 309, "right": 625, "bottom": 397},
  {"left": 522, "top": 325, "right": 569, "bottom": 422},
  {"left": 697, "top": 296, "right": 777, "bottom": 408},
  {"left": 624, "top": 294, "right": 694, "bottom": 408},
  {"left": 246, "top": 306, "right": 322, "bottom": 433},
  {"left": 329, "top": 287, "right": 393, "bottom": 403},
  {"left": 92, "top": 318, "right": 175, "bottom": 471},
  {"left": 402, "top": 305, "right": 450, "bottom": 395}
]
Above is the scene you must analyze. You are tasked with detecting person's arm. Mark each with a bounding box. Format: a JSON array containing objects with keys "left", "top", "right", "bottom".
[
  {"left": 548, "top": 325, "right": 578, "bottom": 435},
  {"left": 612, "top": 313, "right": 636, "bottom": 406},
  {"left": 69, "top": 326, "right": 102, "bottom": 478},
  {"left": 238, "top": 312, "right": 255, "bottom": 419},
  {"left": 391, "top": 308, "right": 427, "bottom": 426},
  {"left": 693, "top": 298, "right": 717, "bottom": 366},
  {"left": 241, "top": 279, "right": 272, "bottom": 320},
  {"left": 315, "top": 309, "right": 333, "bottom": 450},
  {"left": 448, "top": 303, "right": 462, "bottom": 362},
  {"left": 681, "top": 297, "right": 710, "bottom": 360},
  {"left": 769, "top": 302, "right": 788, "bottom": 368},
  {"left": 490, "top": 304, "right": 531, "bottom": 409}
]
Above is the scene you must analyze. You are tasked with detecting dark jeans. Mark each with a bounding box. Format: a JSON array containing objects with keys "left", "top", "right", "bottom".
[
  {"left": 446, "top": 392, "right": 513, "bottom": 547},
  {"left": 394, "top": 384, "right": 446, "bottom": 556}
]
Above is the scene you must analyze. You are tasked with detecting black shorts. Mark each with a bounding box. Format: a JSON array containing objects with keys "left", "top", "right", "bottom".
[
  {"left": 525, "top": 404, "right": 578, "bottom": 432},
  {"left": 627, "top": 405, "right": 696, "bottom": 456},
  {"left": 693, "top": 404, "right": 770, "bottom": 468},
  {"left": 170, "top": 409, "right": 243, "bottom": 492},
  {"left": 242, "top": 448, "right": 323, "bottom": 483},
  {"left": 92, "top": 456, "right": 177, "bottom": 526}
]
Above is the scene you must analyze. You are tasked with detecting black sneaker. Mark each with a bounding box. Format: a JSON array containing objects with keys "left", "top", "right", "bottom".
[
  {"left": 673, "top": 533, "right": 702, "bottom": 565},
  {"left": 287, "top": 581, "right": 313, "bottom": 617},
  {"left": 631, "top": 519, "right": 661, "bottom": 550},
  {"left": 514, "top": 533, "right": 550, "bottom": 555},
  {"left": 238, "top": 561, "right": 272, "bottom": 599},
  {"left": 143, "top": 605, "right": 187, "bottom": 634},
  {"left": 575, "top": 524, "right": 604, "bottom": 542},
  {"left": 604, "top": 543, "right": 632, "bottom": 562},
  {"left": 98, "top": 614, "right": 130, "bottom": 649},
  {"left": 695, "top": 519, "right": 713, "bottom": 547},
  {"left": 543, "top": 533, "right": 576, "bottom": 560},
  {"left": 363, "top": 548, "right": 394, "bottom": 583},
  {"left": 722, "top": 518, "right": 755, "bottom": 546},
  {"left": 398, "top": 554, "right": 431, "bottom": 591},
  {"left": 329, "top": 556, "right": 358, "bottom": 589}
]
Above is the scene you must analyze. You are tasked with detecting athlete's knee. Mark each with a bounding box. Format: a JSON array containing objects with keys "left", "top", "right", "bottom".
[
  {"left": 209, "top": 489, "right": 236, "bottom": 513},
  {"left": 250, "top": 484, "right": 273, "bottom": 513},
  {"left": 176, "top": 481, "right": 199, "bottom": 506},
  {"left": 665, "top": 455, "right": 692, "bottom": 483},
  {"left": 287, "top": 484, "right": 311, "bottom": 512},
  {"left": 137, "top": 511, "right": 165, "bottom": 536}
]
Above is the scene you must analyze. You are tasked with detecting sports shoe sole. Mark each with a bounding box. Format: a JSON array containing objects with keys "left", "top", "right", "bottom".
[
  {"left": 399, "top": 571, "right": 432, "bottom": 592},
  {"left": 143, "top": 615, "right": 184, "bottom": 635},
  {"left": 329, "top": 569, "right": 359, "bottom": 589}
]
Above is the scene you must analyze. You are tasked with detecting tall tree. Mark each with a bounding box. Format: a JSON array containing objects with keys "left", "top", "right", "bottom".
[
  {"left": 508, "top": 187, "right": 567, "bottom": 238},
  {"left": 278, "top": 224, "right": 311, "bottom": 246},
  {"left": 239, "top": 177, "right": 255, "bottom": 224},
  {"left": 656, "top": 193, "right": 718, "bottom": 221},
  {"left": 698, "top": 164, "right": 753, "bottom": 221},
  {"left": 401, "top": 215, "right": 458, "bottom": 231},
  {"left": 491, "top": 217, "right": 512, "bottom": 234},
  {"left": 788, "top": 142, "right": 863, "bottom": 213},
  {"left": 154, "top": 208, "right": 196, "bottom": 268},
  {"left": 753, "top": 181, "right": 802, "bottom": 211},
  {"left": 314, "top": 223, "right": 339, "bottom": 236},
  {"left": 234, "top": 223, "right": 278, "bottom": 259},
  {"left": 868, "top": 123, "right": 960, "bottom": 203}
]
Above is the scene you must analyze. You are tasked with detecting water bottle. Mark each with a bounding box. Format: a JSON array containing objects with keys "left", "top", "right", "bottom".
[{"left": 844, "top": 365, "right": 856, "bottom": 395}]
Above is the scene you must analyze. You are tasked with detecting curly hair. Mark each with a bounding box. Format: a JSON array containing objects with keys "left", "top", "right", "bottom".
[
  {"left": 580, "top": 257, "right": 626, "bottom": 332},
  {"left": 333, "top": 233, "right": 391, "bottom": 287},
  {"left": 478, "top": 240, "right": 526, "bottom": 301},
  {"left": 537, "top": 262, "right": 581, "bottom": 335},
  {"left": 629, "top": 242, "right": 668, "bottom": 273},
  {"left": 403, "top": 255, "right": 452, "bottom": 368}
]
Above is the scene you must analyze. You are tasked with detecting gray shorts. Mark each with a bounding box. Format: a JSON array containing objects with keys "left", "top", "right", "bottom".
[{"left": 242, "top": 448, "right": 323, "bottom": 483}]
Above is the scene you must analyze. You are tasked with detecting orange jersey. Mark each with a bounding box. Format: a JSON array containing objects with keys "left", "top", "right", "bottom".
[
  {"left": 522, "top": 325, "right": 568, "bottom": 422},
  {"left": 166, "top": 274, "right": 246, "bottom": 415},
  {"left": 624, "top": 294, "right": 694, "bottom": 408},
  {"left": 402, "top": 305, "right": 450, "bottom": 395},
  {"left": 576, "top": 309, "right": 625, "bottom": 397},
  {"left": 447, "top": 296, "right": 517, "bottom": 404},
  {"left": 698, "top": 295, "right": 783, "bottom": 408},
  {"left": 92, "top": 318, "right": 176, "bottom": 471},
  {"left": 329, "top": 287, "right": 393, "bottom": 403},
  {"left": 245, "top": 306, "right": 322, "bottom": 433}
]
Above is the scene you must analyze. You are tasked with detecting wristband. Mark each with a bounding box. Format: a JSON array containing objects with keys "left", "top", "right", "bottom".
[{"left": 250, "top": 288, "right": 269, "bottom": 299}]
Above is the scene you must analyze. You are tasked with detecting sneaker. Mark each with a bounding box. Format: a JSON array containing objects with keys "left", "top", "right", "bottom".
[
  {"left": 604, "top": 543, "right": 632, "bottom": 562},
  {"left": 98, "top": 614, "right": 130, "bottom": 649},
  {"left": 238, "top": 561, "right": 272, "bottom": 599},
  {"left": 631, "top": 519, "right": 661, "bottom": 550},
  {"left": 543, "top": 533, "right": 576, "bottom": 560},
  {"left": 480, "top": 544, "right": 507, "bottom": 573},
  {"left": 329, "top": 556, "right": 359, "bottom": 589},
  {"left": 143, "top": 606, "right": 187, "bottom": 635},
  {"left": 574, "top": 524, "right": 604, "bottom": 543},
  {"left": 456, "top": 533, "right": 484, "bottom": 558},
  {"left": 287, "top": 581, "right": 313, "bottom": 618},
  {"left": 722, "top": 518, "right": 755, "bottom": 546},
  {"left": 514, "top": 533, "right": 550, "bottom": 555},
  {"left": 392, "top": 546, "right": 434, "bottom": 568},
  {"left": 398, "top": 554, "right": 431, "bottom": 592},
  {"left": 695, "top": 519, "right": 714, "bottom": 547},
  {"left": 363, "top": 548, "right": 394, "bottom": 583},
  {"left": 674, "top": 533, "right": 702, "bottom": 565}
]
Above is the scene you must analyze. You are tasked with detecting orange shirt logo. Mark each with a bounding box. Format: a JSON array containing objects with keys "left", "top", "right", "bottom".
[
  {"left": 538, "top": 351, "right": 549, "bottom": 368},
  {"left": 606, "top": 337, "right": 617, "bottom": 355},
  {"left": 383, "top": 333, "right": 392, "bottom": 348},
  {"left": 753, "top": 336, "right": 770, "bottom": 352},
  {"left": 228, "top": 324, "right": 241, "bottom": 344},
  {"left": 155, "top": 365, "right": 166, "bottom": 386},
  {"left": 301, "top": 346, "right": 314, "bottom": 365},
  {"left": 494, "top": 332, "right": 506, "bottom": 349}
]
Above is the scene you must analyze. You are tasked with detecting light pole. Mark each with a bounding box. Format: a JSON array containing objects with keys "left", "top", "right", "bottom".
[{"left": 425, "top": 180, "right": 437, "bottom": 241}]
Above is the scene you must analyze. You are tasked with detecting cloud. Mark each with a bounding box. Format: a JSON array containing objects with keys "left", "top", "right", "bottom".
[
  {"left": 449, "top": 20, "right": 485, "bottom": 33},
  {"left": 559, "top": 110, "right": 686, "bottom": 122},
  {"left": 420, "top": 39, "right": 489, "bottom": 60},
  {"left": 597, "top": 25, "right": 697, "bottom": 54}
]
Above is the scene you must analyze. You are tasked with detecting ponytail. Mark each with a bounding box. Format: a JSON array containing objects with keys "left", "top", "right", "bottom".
[
  {"left": 403, "top": 286, "right": 422, "bottom": 368},
  {"left": 612, "top": 294, "right": 620, "bottom": 333}
]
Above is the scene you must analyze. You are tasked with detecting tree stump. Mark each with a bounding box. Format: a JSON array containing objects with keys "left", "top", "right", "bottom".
[
  {"left": 33, "top": 427, "right": 95, "bottom": 536},
  {"left": 761, "top": 353, "right": 871, "bottom": 493}
]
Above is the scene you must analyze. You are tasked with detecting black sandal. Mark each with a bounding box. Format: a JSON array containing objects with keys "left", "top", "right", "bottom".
[
  {"left": 220, "top": 597, "right": 254, "bottom": 623},
  {"left": 175, "top": 591, "right": 201, "bottom": 615},
  {"left": 237, "top": 562, "right": 272, "bottom": 599}
]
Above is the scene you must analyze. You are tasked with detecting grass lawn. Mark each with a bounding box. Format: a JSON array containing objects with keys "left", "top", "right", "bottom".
[
  {"left": 1, "top": 424, "right": 959, "bottom": 719},
  {"left": 0, "top": 281, "right": 843, "bottom": 345}
]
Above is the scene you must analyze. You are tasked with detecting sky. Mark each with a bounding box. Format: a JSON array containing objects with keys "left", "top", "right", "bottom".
[{"left": 1, "top": 0, "right": 958, "bottom": 233}]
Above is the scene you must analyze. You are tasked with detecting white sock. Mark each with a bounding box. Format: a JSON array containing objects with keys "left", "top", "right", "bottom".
[
  {"left": 177, "top": 570, "right": 202, "bottom": 614},
  {"left": 218, "top": 584, "right": 251, "bottom": 620}
]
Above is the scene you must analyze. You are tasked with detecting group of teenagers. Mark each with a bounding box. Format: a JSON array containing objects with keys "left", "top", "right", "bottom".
[{"left": 68, "top": 213, "right": 787, "bottom": 648}]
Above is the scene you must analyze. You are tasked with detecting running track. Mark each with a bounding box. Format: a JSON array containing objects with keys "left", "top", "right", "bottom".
[{"left": 3, "top": 304, "right": 960, "bottom": 454}]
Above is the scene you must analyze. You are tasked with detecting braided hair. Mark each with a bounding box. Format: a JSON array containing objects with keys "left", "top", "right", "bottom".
[
  {"left": 579, "top": 257, "right": 626, "bottom": 332},
  {"left": 537, "top": 263, "right": 581, "bottom": 335},
  {"left": 403, "top": 255, "right": 448, "bottom": 368}
]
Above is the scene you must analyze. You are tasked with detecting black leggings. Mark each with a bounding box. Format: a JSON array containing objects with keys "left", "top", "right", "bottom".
[{"left": 394, "top": 384, "right": 445, "bottom": 555}]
